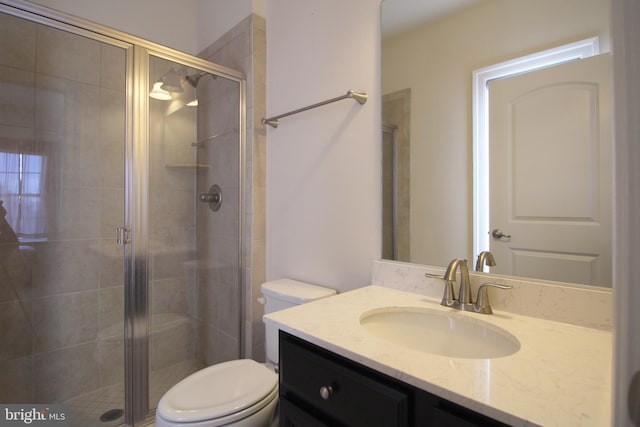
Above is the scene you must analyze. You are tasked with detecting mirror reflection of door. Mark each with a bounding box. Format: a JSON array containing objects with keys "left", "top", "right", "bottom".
[
  {"left": 488, "top": 53, "right": 612, "bottom": 286},
  {"left": 382, "top": 89, "right": 411, "bottom": 262},
  {"left": 382, "top": 124, "right": 397, "bottom": 259}
]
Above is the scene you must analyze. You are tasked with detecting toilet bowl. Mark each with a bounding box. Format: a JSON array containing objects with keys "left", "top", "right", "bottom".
[
  {"left": 155, "top": 279, "right": 336, "bottom": 427},
  {"left": 155, "top": 359, "right": 278, "bottom": 427}
]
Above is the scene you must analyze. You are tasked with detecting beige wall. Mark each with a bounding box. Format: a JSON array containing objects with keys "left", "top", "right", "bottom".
[
  {"left": 265, "top": 0, "right": 382, "bottom": 292},
  {"left": 26, "top": 0, "right": 264, "bottom": 54},
  {"left": 382, "top": 0, "right": 611, "bottom": 267},
  {"left": 27, "top": 0, "right": 201, "bottom": 53}
]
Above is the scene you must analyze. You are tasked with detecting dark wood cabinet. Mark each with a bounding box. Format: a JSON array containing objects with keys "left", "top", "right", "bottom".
[{"left": 279, "top": 331, "right": 511, "bottom": 427}]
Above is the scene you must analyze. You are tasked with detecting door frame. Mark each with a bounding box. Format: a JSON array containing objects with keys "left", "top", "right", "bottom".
[
  {"left": 611, "top": 0, "right": 640, "bottom": 424},
  {"left": 471, "top": 37, "right": 600, "bottom": 259}
]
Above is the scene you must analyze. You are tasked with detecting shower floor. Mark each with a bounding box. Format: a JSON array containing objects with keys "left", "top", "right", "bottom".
[{"left": 65, "top": 359, "right": 204, "bottom": 427}]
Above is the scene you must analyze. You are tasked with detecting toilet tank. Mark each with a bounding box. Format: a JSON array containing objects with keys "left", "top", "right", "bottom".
[{"left": 261, "top": 279, "right": 336, "bottom": 365}]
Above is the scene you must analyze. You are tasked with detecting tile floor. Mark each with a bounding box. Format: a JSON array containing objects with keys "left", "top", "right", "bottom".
[{"left": 65, "top": 359, "right": 203, "bottom": 427}]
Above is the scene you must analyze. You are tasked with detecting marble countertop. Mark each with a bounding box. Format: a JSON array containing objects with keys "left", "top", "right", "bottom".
[{"left": 264, "top": 285, "right": 612, "bottom": 426}]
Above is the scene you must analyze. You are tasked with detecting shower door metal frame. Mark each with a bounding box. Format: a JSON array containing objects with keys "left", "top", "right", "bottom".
[
  {"left": 0, "top": 1, "right": 247, "bottom": 426},
  {"left": 131, "top": 45, "right": 248, "bottom": 424}
]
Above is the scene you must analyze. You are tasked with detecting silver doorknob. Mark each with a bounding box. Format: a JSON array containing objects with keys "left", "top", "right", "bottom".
[
  {"left": 491, "top": 229, "right": 511, "bottom": 239},
  {"left": 319, "top": 385, "right": 333, "bottom": 400}
]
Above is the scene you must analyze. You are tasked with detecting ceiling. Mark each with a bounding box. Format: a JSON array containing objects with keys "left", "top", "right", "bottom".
[{"left": 381, "top": 0, "right": 483, "bottom": 38}]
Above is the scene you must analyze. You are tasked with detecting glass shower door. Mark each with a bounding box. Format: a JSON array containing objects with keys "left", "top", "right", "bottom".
[
  {"left": 146, "top": 53, "right": 243, "bottom": 413},
  {"left": 0, "top": 9, "right": 128, "bottom": 427},
  {"left": 146, "top": 55, "right": 204, "bottom": 409}
]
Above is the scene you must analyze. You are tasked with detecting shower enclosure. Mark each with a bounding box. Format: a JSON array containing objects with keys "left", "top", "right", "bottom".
[{"left": 0, "top": 2, "right": 245, "bottom": 426}]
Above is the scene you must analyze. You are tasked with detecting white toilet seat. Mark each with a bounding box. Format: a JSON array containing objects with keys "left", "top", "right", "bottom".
[{"left": 156, "top": 359, "right": 278, "bottom": 426}]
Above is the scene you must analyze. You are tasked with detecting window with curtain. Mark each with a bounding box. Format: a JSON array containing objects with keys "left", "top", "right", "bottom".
[{"left": 0, "top": 152, "right": 47, "bottom": 240}]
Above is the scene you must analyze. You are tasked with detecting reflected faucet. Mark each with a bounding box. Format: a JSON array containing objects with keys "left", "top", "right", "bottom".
[{"left": 475, "top": 251, "right": 496, "bottom": 272}]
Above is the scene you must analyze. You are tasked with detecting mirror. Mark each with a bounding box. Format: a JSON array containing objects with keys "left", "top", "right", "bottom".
[{"left": 381, "top": 0, "right": 612, "bottom": 287}]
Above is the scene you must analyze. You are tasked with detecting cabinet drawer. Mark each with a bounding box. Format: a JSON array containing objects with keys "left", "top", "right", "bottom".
[
  {"left": 280, "top": 332, "right": 408, "bottom": 427},
  {"left": 279, "top": 397, "right": 331, "bottom": 427}
]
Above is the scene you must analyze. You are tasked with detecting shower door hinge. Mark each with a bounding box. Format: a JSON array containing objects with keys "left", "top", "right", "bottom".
[{"left": 116, "top": 226, "right": 130, "bottom": 245}]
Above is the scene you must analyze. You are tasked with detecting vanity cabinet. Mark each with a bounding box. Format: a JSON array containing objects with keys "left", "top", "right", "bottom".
[{"left": 279, "top": 331, "right": 509, "bottom": 427}]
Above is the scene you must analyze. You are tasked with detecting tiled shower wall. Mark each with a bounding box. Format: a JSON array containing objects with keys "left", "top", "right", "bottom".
[
  {"left": 198, "top": 14, "right": 267, "bottom": 361},
  {"left": 193, "top": 73, "right": 241, "bottom": 365},
  {"left": 0, "top": 13, "right": 126, "bottom": 402}
]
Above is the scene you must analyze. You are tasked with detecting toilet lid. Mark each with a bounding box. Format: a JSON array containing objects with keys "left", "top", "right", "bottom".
[{"left": 157, "top": 359, "right": 278, "bottom": 423}]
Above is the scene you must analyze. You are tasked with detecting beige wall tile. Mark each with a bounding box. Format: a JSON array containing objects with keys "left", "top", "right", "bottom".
[
  {"left": 98, "top": 337, "right": 123, "bottom": 387},
  {"left": 0, "top": 246, "right": 34, "bottom": 304},
  {"left": 150, "top": 320, "right": 194, "bottom": 370},
  {"left": 151, "top": 277, "right": 188, "bottom": 315},
  {"left": 61, "top": 134, "right": 102, "bottom": 189},
  {"left": 35, "top": 74, "right": 100, "bottom": 136},
  {"left": 36, "top": 25, "right": 100, "bottom": 85},
  {"left": 0, "top": 13, "right": 36, "bottom": 71},
  {"left": 0, "top": 356, "right": 34, "bottom": 402},
  {"left": 99, "top": 86, "right": 126, "bottom": 189},
  {"left": 99, "top": 239, "right": 124, "bottom": 289},
  {"left": 203, "top": 326, "right": 238, "bottom": 365},
  {"left": 34, "top": 342, "right": 100, "bottom": 402},
  {"left": 32, "top": 290, "right": 99, "bottom": 352},
  {"left": 100, "top": 188, "right": 124, "bottom": 239},
  {"left": 0, "top": 300, "right": 34, "bottom": 362},
  {"left": 0, "top": 66, "right": 35, "bottom": 128},
  {"left": 99, "top": 285, "right": 123, "bottom": 332},
  {"left": 47, "top": 187, "right": 101, "bottom": 240},
  {"left": 32, "top": 240, "right": 99, "bottom": 297},
  {"left": 100, "top": 43, "right": 126, "bottom": 92}
]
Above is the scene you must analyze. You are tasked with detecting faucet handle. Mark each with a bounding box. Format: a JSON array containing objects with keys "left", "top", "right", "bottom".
[
  {"left": 474, "top": 283, "right": 512, "bottom": 314},
  {"left": 440, "top": 280, "right": 457, "bottom": 307},
  {"left": 424, "top": 273, "right": 457, "bottom": 306}
]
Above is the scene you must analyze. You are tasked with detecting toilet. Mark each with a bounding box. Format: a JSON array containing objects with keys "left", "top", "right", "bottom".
[{"left": 155, "top": 279, "right": 336, "bottom": 427}]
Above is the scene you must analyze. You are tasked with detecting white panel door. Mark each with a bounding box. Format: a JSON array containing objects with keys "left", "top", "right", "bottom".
[{"left": 488, "top": 53, "right": 612, "bottom": 286}]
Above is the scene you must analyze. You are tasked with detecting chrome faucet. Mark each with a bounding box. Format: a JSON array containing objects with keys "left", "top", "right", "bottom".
[
  {"left": 443, "top": 258, "right": 473, "bottom": 307},
  {"left": 475, "top": 250, "right": 496, "bottom": 272},
  {"left": 429, "top": 258, "right": 512, "bottom": 314}
]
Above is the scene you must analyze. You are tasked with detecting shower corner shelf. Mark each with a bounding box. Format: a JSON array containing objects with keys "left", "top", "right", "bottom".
[{"left": 165, "top": 163, "right": 210, "bottom": 169}]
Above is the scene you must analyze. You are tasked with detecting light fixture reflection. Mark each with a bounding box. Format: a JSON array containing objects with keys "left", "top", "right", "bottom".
[
  {"left": 160, "top": 68, "right": 184, "bottom": 93},
  {"left": 186, "top": 99, "right": 198, "bottom": 107},
  {"left": 149, "top": 82, "right": 171, "bottom": 100}
]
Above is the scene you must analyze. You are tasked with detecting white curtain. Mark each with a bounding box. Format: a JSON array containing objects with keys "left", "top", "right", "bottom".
[
  {"left": 0, "top": 152, "right": 48, "bottom": 238},
  {"left": 0, "top": 152, "right": 20, "bottom": 233}
]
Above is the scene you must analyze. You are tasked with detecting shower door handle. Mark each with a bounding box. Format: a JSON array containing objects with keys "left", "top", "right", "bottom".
[{"left": 116, "top": 227, "right": 130, "bottom": 245}]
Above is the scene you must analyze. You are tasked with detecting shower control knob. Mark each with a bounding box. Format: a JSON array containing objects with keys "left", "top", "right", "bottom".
[
  {"left": 200, "top": 184, "right": 222, "bottom": 212},
  {"left": 319, "top": 385, "right": 334, "bottom": 400},
  {"left": 200, "top": 193, "right": 220, "bottom": 203}
]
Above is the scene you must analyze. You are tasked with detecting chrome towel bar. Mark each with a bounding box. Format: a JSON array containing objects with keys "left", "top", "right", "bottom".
[{"left": 261, "top": 90, "right": 367, "bottom": 128}]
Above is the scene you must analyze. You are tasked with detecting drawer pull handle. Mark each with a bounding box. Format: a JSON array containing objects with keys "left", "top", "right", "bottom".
[{"left": 319, "top": 385, "right": 334, "bottom": 400}]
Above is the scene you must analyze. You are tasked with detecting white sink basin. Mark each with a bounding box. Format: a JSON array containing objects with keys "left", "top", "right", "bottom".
[{"left": 359, "top": 307, "right": 520, "bottom": 359}]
